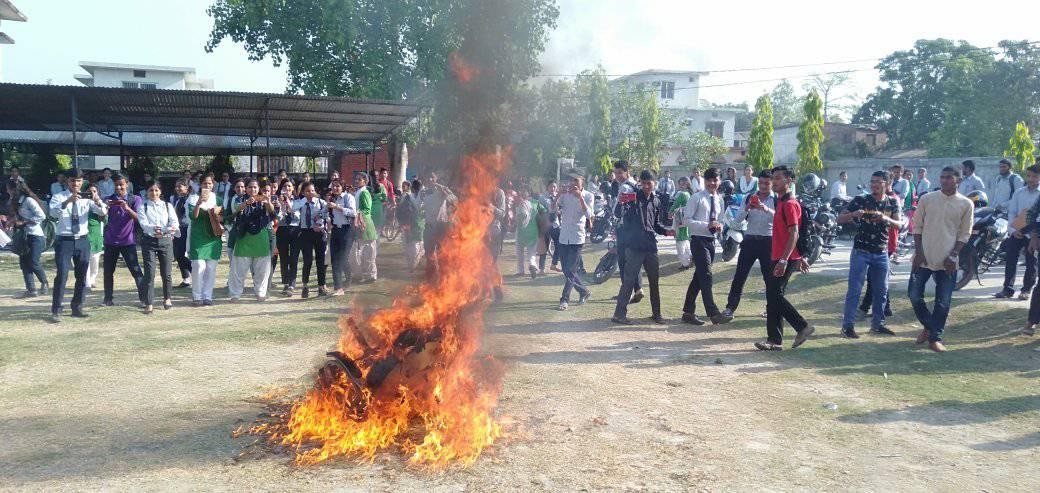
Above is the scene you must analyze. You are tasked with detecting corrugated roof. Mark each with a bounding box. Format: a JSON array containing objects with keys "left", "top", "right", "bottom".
[
  {"left": 0, "top": 83, "right": 421, "bottom": 144},
  {"left": 0, "top": 130, "right": 370, "bottom": 156}
]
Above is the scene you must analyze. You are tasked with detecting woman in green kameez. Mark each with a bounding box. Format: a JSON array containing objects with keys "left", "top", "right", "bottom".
[
  {"left": 369, "top": 172, "right": 388, "bottom": 232},
  {"left": 186, "top": 175, "right": 223, "bottom": 305},
  {"left": 514, "top": 187, "right": 545, "bottom": 278},
  {"left": 85, "top": 183, "right": 106, "bottom": 289},
  {"left": 670, "top": 176, "right": 692, "bottom": 269},
  {"left": 354, "top": 172, "right": 379, "bottom": 282}
]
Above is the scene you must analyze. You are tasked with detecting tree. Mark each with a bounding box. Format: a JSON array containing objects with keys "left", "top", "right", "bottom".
[
  {"left": 769, "top": 80, "right": 804, "bottom": 126},
  {"left": 673, "top": 132, "right": 727, "bottom": 170},
  {"left": 746, "top": 95, "right": 774, "bottom": 171},
  {"left": 797, "top": 90, "right": 825, "bottom": 174},
  {"left": 1005, "top": 121, "right": 1036, "bottom": 172},
  {"left": 575, "top": 67, "right": 612, "bottom": 175},
  {"left": 634, "top": 91, "right": 664, "bottom": 172},
  {"left": 802, "top": 72, "right": 853, "bottom": 123}
]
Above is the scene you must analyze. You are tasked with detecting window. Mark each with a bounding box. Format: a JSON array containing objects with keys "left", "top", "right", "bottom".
[
  {"left": 133, "top": 70, "right": 147, "bottom": 78},
  {"left": 122, "top": 82, "right": 139, "bottom": 89},
  {"left": 705, "top": 121, "right": 724, "bottom": 138},
  {"left": 659, "top": 81, "right": 675, "bottom": 100},
  {"left": 866, "top": 134, "right": 877, "bottom": 146},
  {"left": 141, "top": 83, "right": 157, "bottom": 90},
  {"left": 122, "top": 81, "right": 157, "bottom": 89}
]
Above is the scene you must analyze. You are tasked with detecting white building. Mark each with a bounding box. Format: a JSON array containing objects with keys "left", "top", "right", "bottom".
[
  {"left": 0, "top": 0, "right": 27, "bottom": 82},
  {"left": 74, "top": 61, "right": 214, "bottom": 90},
  {"left": 610, "top": 69, "right": 742, "bottom": 169}
]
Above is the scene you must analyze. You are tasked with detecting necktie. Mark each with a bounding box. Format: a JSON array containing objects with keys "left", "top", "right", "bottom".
[
  {"left": 70, "top": 197, "right": 81, "bottom": 235},
  {"left": 709, "top": 195, "right": 717, "bottom": 223},
  {"left": 305, "top": 202, "right": 312, "bottom": 229}
]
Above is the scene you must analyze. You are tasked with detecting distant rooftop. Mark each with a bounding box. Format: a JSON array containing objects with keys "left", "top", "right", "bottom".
[
  {"left": 78, "top": 61, "right": 198, "bottom": 75},
  {"left": 611, "top": 69, "right": 709, "bottom": 83},
  {"left": 0, "top": 0, "right": 27, "bottom": 22}
]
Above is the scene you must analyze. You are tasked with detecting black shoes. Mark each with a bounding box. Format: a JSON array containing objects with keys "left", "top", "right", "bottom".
[
  {"left": 681, "top": 313, "right": 705, "bottom": 325},
  {"left": 577, "top": 291, "right": 592, "bottom": 305},
  {"left": 841, "top": 327, "right": 860, "bottom": 339},
  {"left": 870, "top": 325, "right": 896, "bottom": 335},
  {"left": 611, "top": 316, "right": 634, "bottom": 325},
  {"left": 710, "top": 312, "right": 733, "bottom": 325},
  {"left": 302, "top": 287, "right": 310, "bottom": 299},
  {"left": 71, "top": 310, "right": 89, "bottom": 318},
  {"left": 994, "top": 289, "right": 1014, "bottom": 299},
  {"left": 318, "top": 286, "right": 329, "bottom": 297},
  {"left": 650, "top": 315, "right": 666, "bottom": 325},
  {"left": 102, "top": 299, "right": 114, "bottom": 307},
  {"left": 528, "top": 266, "right": 538, "bottom": 280},
  {"left": 792, "top": 325, "right": 815, "bottom": 348},
  {"left": 630, "top": 291, "right": 644, "bottom": 304}
]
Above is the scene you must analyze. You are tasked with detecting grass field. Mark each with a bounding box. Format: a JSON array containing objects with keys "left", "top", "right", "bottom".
[{"left": 0, "top": 239, "right": 1038, "bottom": 491}]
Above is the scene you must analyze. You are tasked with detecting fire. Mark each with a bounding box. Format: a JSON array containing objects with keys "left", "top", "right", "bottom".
[
  {"left": 449, "top": 52, "right": 479, "bottom": 84},
  {"left": 251, "top": 148, "right": 510, "bottom": 468}
]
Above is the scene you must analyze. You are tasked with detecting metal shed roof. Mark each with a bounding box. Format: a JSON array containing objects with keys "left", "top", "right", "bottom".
[{"left": 0, "top": 83, "right": 421, "bottom": 143}]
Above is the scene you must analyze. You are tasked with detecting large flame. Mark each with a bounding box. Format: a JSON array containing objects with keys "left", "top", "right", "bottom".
[{"left": 252, "top": 145, "right": 509, "bottom": 468}]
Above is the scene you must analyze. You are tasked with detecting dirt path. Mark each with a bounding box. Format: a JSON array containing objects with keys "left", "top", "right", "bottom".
[{"left": 0, "top": 244, "right": 1037, "bottom": 491}]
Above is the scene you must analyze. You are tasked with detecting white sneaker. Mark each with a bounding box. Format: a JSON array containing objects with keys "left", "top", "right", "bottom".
[{"left": 557, "top": 301, "right": 568, "bottom": 311}]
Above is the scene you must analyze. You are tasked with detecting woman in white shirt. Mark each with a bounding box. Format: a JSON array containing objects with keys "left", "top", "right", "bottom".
[
  {"left": 136, "top": 182, "right": 180, "bottom": 313},
  {"left": 738, "top": 165, "right": 758, "bottom": 195},
  {"left": 326, "top": 180, "right": 356, "bottom": 295},
  {"left": 6, "top": 179, "right": 49, "bottom": 297}
]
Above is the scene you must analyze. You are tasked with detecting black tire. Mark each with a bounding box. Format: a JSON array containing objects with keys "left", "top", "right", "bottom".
[
  {"left": 721, "top": 238, "right": 739, "bottom": 262},
  {"left": 591, "top": 252, "right": 617, "bottom": 284},
  {"left": 955, "top": 250, "right": 976, "bottom": 291},
  {"left": 805, "top": 236, "right": 823, "bottom": 266}
]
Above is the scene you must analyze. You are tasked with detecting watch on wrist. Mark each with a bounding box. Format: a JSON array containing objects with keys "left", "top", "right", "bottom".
[{"left": 777, "top": 259, "right": 788, "bottom": 264}]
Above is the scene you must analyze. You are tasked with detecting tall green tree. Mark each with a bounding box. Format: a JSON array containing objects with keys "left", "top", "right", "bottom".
[
  {"left": 797, "top": 90, "right": 825, "bottom": 174},
  {"left": 769, "top": 80, "right": 804, "bottom": 126},
  {"left": 1005, "top": 121, "right": 1036, "bottom": 172},
  {"left": 575, "top": 67, "right": 612, "bottom": 175},
  {"left": 802, "top": 72, "right": 853, "bottom": 123},
  {"left": 635, "top": 91, "right": 664, "bottom": 172},
  {"left": 747, "top": 95, "right": 774, "bottom": 171}
]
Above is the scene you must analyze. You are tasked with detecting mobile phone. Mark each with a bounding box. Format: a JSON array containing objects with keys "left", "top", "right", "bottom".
[{"left": 620, "top": 192, "right": 636, "bottom": 203}]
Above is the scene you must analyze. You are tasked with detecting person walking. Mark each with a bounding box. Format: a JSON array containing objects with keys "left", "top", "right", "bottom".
[
  {"left": 399, "top": 179, "right": 425, "bottom": 272},
  {"left": 958, "top": 160, "right": 985, "bottom": 196},
  {"left": 539, "top": 180, "right": 560, "bottom": 273},
  {"left": 369, "top": 172, "right": 389, "bottom": 242},
  {"left": 327, "top": 180, "right": 357, "bottom": 295},
  {"left": 228, "top": 179, "right": 276, "bottom": 302},
  {"left": 669, "top": 177, "right": 692, "bottom": 270},
  {"left": 293, "top": 181, "right": 329, "bottom": 298},
  {"left": 101, "top": 175, "right": 146, "bottom": 307},
  {"left": 681, "top": 167, "right": 731, "bottom": 325},
  {"left": 612, "top": 161, "right": 644, "bottom": 303},
  {"left": 722, "top": 169, "right": 776, "bottom": 318},
  {"left": 48, "top": 169, "right": 108, "bottom": 323},
  {"left": 611, "top": 170, "right": 669, "bottom": 325},
  {"left": 909, "top": 166, "right": 974, "bottom": 352},
  {"left": 6, "top": 179, "right": 49, "bottom": 297},
  {"left": 996, "top": 164, "right": 1040, "bottom": 299},
  {"left": 755, "top": 166, "right": 815, "bottom": 351},
  {"left": 136, "top": 182, "right": 179, "bottom": 313},
  {"left": 657, "top": 169, "right": 676, "bottom": 198},
  {"left": 421, "top": 171, "right": 457, "bottom": 277},
  {"left": 186, "top": 175, "right": 223, "bottom": 306},
  {"left": 170, "top": 180, "right": 193, "bottom": 289},
  {"left": 837, "top": 170, "right": 902, "bottom": 338},
  {"left": 353, "top": 172, "right": 379, "bottom": 283},
  {"left": 85, "top": 183, "right": 105, "bottom": 290},
  {"left": 514, "top": 186, "right": 543, "bottom": 279},
  {"left": 554, "top": 175, "right": 594, "bottom": 311}
]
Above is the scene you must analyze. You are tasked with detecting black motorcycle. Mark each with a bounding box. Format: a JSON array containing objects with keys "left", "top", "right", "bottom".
[
  {"left": 955, "top": 207, "right": 1008, "bottom": 290},
  {"left": 797, "top": 175, "right": 838, "bottom": 266},
  {"left": 589, "top": 194, "right": 610, "bottom": 244},
  {"left": 591, "top": 238, "right": 618, "bottom": 284}
]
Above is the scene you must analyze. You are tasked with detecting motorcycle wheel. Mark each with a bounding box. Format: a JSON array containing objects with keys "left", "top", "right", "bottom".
[
  {"left": 591, "top": 252, "right": 618, "bottom": 284},
  {"left": 590, "top": 231, "right": 607, "bottom": 244},
  {"left": 805, "top": 237, "right": 823, "bottom": 266},
  {"left": 721, "top": 239, "right": 739, "bottom": 262},
  {"left": 955, "top": 250, "right": 976, "bottom": 291}
]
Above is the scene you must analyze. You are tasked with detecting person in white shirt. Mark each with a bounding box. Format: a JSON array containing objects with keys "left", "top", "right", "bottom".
[
  {"left": 292, "top": 181, "right": 329, "bottom": 297},
  {"left": 689, "top": 168, "right": 705, "bottom": 194},
  {"left": 553, "top": 175, "right": 595, "bottom": 311},
  {"left": 186, "top": 176, "right": 223, "bottom": 305},
  {"left": 738, "top": 165, "right": 758, "bottom": 196},
  {"left": 96, "top": 168, "right": 116, "bottom": 198},
  {"left": 214, "top": 172, "right": 234, "bottom": 208},
  {"left": 830, "top": 171, "right": 850, "bottom": 201},
  {"left": 916, "top": 168, "right": 931, "bottom": 194},
  {"left": 988, "top": 159, "right": 1025, "bottom": 211},
  {"left": 724, "top": 169, "right": 777, "bottom": 318},
  {"left": 681, "top": 167, "right": 732, "bottom": 326},
  {"left": 996, "top": 164, "right": 1040, "bottom": 299},
  {"left": 48, "top": 169, "right": 108, "bottom": 323},
  {"left": 50, "top": 172, "right": 66, "bottom": 197},
  {"left": 656, "top": 170, "right": 676, "bottom": 198},
  {"left": 399, "top": 180, "right": 426, "bottom": 272},
  {"left": 136, "top": 182, "right": 180, "bottom": 313},
  {"left": 274, "top": 180, "right": 301, "bottom": 295},
  {"left": 890, "top": 164, "right": 909, "bottom": 206},
  {"left": 958, "top": 160, "right": 986, "bottom": 196},
  {"left": 327, "top": 179, "right": 357, "bottom": 295},
  {"left": 7, "top": 179, "right": 49, "bottom": 297}
]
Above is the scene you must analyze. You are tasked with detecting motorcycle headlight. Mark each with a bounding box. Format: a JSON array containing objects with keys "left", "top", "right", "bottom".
[{"left": 816, "top": 212, "right": 836, "bottom": 229}]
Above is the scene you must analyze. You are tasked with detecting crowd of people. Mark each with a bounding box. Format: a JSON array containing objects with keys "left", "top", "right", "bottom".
[
  {"left": 2, "top": 165, "right": 456, "bottom": 323},
  {"left": 4, "top": 156, "right": 1037, "bottom": 352}
]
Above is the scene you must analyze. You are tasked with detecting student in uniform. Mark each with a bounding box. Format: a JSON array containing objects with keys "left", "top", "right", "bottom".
[
  {"left": 327, "top": 179, "right": 357, "bottom": 295},
  {"left": 136, "top": 182, "right": 179, "bottom": 313},
  {"left": 399, "top": 179, "right": 425, "bottom": 271},
  {"left": 186, "top": 175, "right": 223, "bottom": 306},
  {"left": 274, "top": 180, "right": 300, "bottom": 296},
  {"left": 228, "top": 179, "right": 276, "bottom": 302},
  {"left": 170, "top": 180, "right": 193, "bottom": 288},
  {"left": 293, "top": 181, "right": 329, "bottom": 297},
  {"left": 353, "top": 172, "right": 379, "bottom": 283},
  {"left": 101, "top": 174, "right": 146, "bottom": 307},
  {"left": 48, "top": 169, "right": 108, "bottom": 323},
  {"left": 85, "top": 183, "right": 105, "bottom": 290},
  {"left": 223, "top": 180, "right": 249, "bottom": 274},
  {"left": 6, "top": 179, "right": 49, "bottom": 297}
]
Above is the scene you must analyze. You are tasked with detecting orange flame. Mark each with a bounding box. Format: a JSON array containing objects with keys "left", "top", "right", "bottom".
[
  {"left": 258, "top": 148, "right": 509, "bottom": 468},
  {"left": 449, "top": 52, "right": 480, "bottom": 84}
]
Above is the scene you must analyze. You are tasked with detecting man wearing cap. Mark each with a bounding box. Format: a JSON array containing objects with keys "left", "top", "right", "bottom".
[{"left": 48, "top": 169, "right": 108, "bottom": 323}]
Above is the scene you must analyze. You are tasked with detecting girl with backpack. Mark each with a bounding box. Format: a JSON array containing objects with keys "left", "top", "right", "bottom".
[{"left": 6, "top": 179, "right": 48, "bottom": 298}]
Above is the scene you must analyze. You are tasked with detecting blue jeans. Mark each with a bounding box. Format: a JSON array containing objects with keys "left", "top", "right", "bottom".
[
  {"left": 842, "top": 249, "right": 889, "bottom": 329},
  {"left": 558, "top": 243, "right": 588, "bottom": 303},
  {"left": 908, "top": 267, "right": 956, "bottom": 342},
  {"left": 19, "top": 234, "right": 47, "bottom": 291},
  {"left": 51, "top": 236, "right": 90, "bottom": 315}
]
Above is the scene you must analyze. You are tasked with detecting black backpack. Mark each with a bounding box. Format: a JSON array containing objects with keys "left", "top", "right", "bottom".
[{"left": 781, "top": 194, "right": 813, "bottom": 258}]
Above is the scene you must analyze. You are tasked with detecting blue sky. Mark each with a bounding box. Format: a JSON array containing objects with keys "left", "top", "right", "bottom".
[{"left": 3, "top": 0, "right": 1038, "bottom": 111}]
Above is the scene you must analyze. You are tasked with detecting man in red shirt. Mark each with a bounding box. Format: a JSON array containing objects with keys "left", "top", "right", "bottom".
[
  {"left": 378, "top": 168, "right": 397, "bottom": 205},
  {"left": 757, "top": 166, "right": 815, "bottom": 351}
]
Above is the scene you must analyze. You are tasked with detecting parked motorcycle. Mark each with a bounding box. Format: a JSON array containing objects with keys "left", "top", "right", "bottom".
[
  {"left": 956, "top": 194, "right": 1008, "bottom": 290},
  {"left": 591, "top": 238, "right": 618, "bottom": 284},
  {"left": 589, "top": 194, "right": 610, "bottom": 244},
  {"left": 797, "top": 174, "right": 838, "bottom": 266}
]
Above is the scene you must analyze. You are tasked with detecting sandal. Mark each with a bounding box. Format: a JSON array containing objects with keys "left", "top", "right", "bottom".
[{"left": 754, "top": 341, "right": 783, "bottom": 351}]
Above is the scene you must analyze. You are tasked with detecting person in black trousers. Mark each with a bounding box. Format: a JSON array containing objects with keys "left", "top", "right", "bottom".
[
  {"left": 48, "top": 170, "right": 108, "bottom": 323},
  {"left": 275, "top": 179, "right": 300, "bottom": 296},
  {"left": 723, "top": 170, "right": 776, "bottom": 318},
  {"left": 170, "top": 180, "right": 192, "bottom": 288},
  {"left": 681, "top": 167, "right": 732, "bottom": 325},
  {"left": 327, "top": 180, "right": 356, "bottom": 295},
  {"left": 101, "top": 175, "right": 146, "bottom": 306},
  {"left": 137, "top": 182, "right": 179, "bottom": 313},
  {"left": 294, "top": 181, "right": 329, "bottom": 298},
  {"left": 611, "top": 170, "right": 669, "bottom": 325},
  {"left": 611, "top": 160, "right": 644, "bottom": 303}
]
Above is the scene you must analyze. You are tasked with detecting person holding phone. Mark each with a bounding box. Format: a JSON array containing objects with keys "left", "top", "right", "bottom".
[
  {"left": 837, "top": 170, "right": 903, "bottom": 338},
  {"left": 327, "top": 179, "right": 357, "bottom": 295},
  {"left": 101, "top": 174, "right": 146, "bottom": 307},
  {"left": 228, "top": 179, "right": 276, "bottom": 302},
  {"left": 723, "top": 169, "right": 777, "bottom": 319},
  {"left": 170, "top": 180, "right": 193, "bottom": 288},
  {"left": 554, "top": 175, "right": 595, "bottom": 311},
  {"left": 292, "top": 181, "right": 329, "bottom": 298},
  {"left": 137, "top": 182, "right": 179, "bottom": 313},
  {"left": 186, "top": 175, "right": 223, "bottom": 306},
  {"left": 681, "top": 167, "right": 730, "bottom": 326},
  {"left": 612, "top": 161, "right": 644, "bottom": 304},
  {"left": 611, "top": 170, "right": 668, "bottom": 324},
  {"left": 48, "top": 169, "right": 108, "bottom": 323}
]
